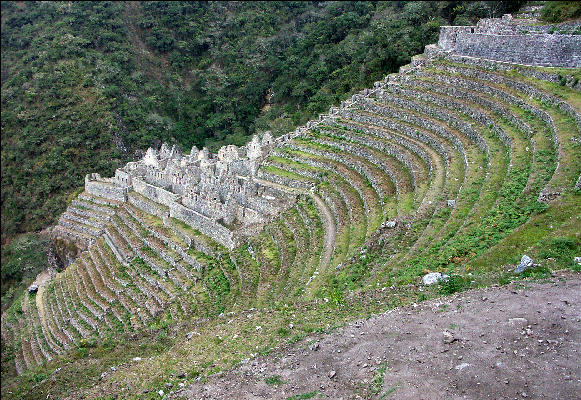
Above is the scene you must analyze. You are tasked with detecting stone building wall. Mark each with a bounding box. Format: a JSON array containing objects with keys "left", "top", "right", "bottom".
[
  {"left": 438, "top": 15, "right": 581, "bottom": 68},
  {"left": 85, "top": 174, "right": 127, "bottom": 202},
  {"left": 169, "top": 202, "right": 235, "bottom": 249}
]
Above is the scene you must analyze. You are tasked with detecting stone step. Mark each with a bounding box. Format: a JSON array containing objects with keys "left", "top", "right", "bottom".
[
  {"left": 72, "top": 265, "right": 110, "bottom": 334},
  {"left": 283, "top": 141, "right": 376, "bottom": 230},
  {"left": 313, "top": 128, "right": 402, "bottom": 197},
  {"left": 393, "top": 77, "right": 520, "bottom": 145},
  {"left": 67, "top": 205, "right": 112, "bottom": 225},
  {"left": 335, "top": 119, "right": 433, "bottom": 185},
  {"left": 341, "top": 108, "right": 450, "bottom": 173},
  {"left": 87, "top": 247, "right": 123, "bottom": 302},
  {"left": 44, "top": 290, "right": 73, "bottom": 349},
  {"left": 36, "top": 286, "right": 65, "bottom": 354},
  {"left": 64, "top": 267, "right": 102, "bottom": 332},
  {"left": 22, "top": 295, "right": 52, "bottom": 364},
  {"left": 63, "top": 209, "right": 108, "bottom": 229},
  {"left": 71, "top": 198, "right": 116, "bottom": 215},
  {"left": 417, "top": 70, "right": 560, "bottom": 145},
  {"left": 318, "top": 124, "right": 422, "bottom": 195},
  {"left": 115, "top": 211, "right": 181, "bottom": 298},
  {"left": 431, "top": 63, "right": 580, "bottom": 129},
  {"left": 349, "top": 108, "right": 452, "bottom": 174},
  {"left": 94, "top": 239, "right": 151, "bottom": 326},
  {"left": 271, "top": 218, "right": 297, "bottom": 299},
  {"left": 55, "top": 279, "right": 91, "bottom": 338},
  {"left": 305, "top": 135, "right": 393, "bottom": 208},
  {"left": 163, "top": 216, "right": 219, "bottom": 259},
  {"left": 367, "top": 94, "right": 484, "bottom": 164},
  {"left": 127, "top": 191, "right": 170, "bottom": 219},
  {"left": 48, "top": 287, "right": 78, "bottom": 344},
  {"left": 360, "top": 97, "right": 472, "bottom": 161},
  {"left": 282, "top": 207, "right": 311, "bottom": 293},
  {"left": 77, "top": 192, "right": 123, "bottom": 208},
  {"left": 58, "top": 215, "right": 103, "bottom": 237},
  {"left": 81, "top": 257, "right": 128, "bottom": 329},
  {"left": 266, "top": 153, "right": 349, "bottom": 232},
  {"left": 334, "top": 118, "right": 446, "bottom": 209},
  {"left": 124, "top": 204, "right": 189, "bottom": 254},
  {"left": 441, "top": 54, "right": 580, "bottom": 89},
  {"left": 25, "top": 304, "right": 48, "bottom": 365},
  {"left": 52, "top": 225, "right": 94, "bottom": 247},
  {"left": 17, "top": 317, "right": 36, "bottom": 370},
  {"left": 30, "top": 293, "right": 60, "bottom": 359}
]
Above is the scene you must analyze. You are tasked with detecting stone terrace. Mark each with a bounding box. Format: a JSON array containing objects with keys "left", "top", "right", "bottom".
[{"left": 2, "top": 14, "right": 580, "bottom": 375}]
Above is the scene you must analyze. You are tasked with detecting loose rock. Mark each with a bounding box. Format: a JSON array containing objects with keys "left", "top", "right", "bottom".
[
  {"left": 455, "top": 363, "right": 470, "bottom": 370},
  {"left": 508, "top": 317, "right": 528, "bottom": 327},
  {"left": 423, "top": 272, "right": 449, "bottom": 285},
  {"left": 443, "top": 331, "right": 456, "bottom": 344},
  {"left": 514, "top": 255, "right": 534, "bottom": 274}
]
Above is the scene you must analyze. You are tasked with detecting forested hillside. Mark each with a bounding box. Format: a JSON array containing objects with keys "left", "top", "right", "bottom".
[{"left": 1, "top": 1, "right": 526, "bottom": 240}]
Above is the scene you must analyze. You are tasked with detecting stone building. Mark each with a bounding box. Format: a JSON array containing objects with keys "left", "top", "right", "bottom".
[{"left": 85, "top": 132, "right": 290, "bottom": 248}]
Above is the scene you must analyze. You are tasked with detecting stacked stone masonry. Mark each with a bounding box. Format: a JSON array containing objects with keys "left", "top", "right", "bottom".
[
  {"left": 438, "top": 14, "right": 581, "bottom": 67},
  {"left": 4, "top": 13, "right": 579, "bottom": 376}
]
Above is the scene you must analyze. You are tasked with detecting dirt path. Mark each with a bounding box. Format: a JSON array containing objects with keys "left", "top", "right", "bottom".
[
  {"left": 173, "top": 272, "right": 581, "bottom": 400},
  {"left": 309, "top": 193, "right": 336, "bottom": 276}
]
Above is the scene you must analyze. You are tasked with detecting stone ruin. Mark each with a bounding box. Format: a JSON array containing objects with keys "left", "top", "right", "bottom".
[
  {"left": 6, "top": 11, "right": 581, "bottom": 377},
  {"left": 84, "top": 131, "right": 292, "bottom": 249},
  {"left": 437, "top": 14, "right": 581, "bottom": 68}
]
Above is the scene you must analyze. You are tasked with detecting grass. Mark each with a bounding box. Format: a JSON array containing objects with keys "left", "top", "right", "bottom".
[
  {"left": 286, "top": 391, "right": 321, "bottom": 400},
  {"left": 370, "top": 362, "right": 387, "bottom": 395},
  {"left": 265, "top": 374, "right": 285, "bottom": 386},
  {"left": 3, "top": 61, "right": 580, "bottom": 399}
]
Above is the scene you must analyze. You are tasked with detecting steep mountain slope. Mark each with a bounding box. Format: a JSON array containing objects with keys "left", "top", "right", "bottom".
[
  {"left": 1, "top": 10, "right": 580, "bottom": 397},
  {"left": 1, "top": 1, "right": 522, "bottom": 239}
]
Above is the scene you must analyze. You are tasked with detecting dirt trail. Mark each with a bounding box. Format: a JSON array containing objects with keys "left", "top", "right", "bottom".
[{"left": 174, "top": 272, "right": 581, "bottom": 400}]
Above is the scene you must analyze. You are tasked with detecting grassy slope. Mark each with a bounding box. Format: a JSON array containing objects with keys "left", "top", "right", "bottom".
[{"left": 1, "top": 66, "right": 579, "bottom": 400}]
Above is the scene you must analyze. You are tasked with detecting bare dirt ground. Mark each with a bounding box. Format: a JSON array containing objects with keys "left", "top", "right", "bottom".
[{"left": 173, "top": 272, "right": 581, "bottom": 400}]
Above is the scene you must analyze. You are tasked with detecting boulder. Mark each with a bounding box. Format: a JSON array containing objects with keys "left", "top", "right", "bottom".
[
  {"left": 422, "top": 272, "right": 449, "bottom": 285},
  {"left": 514, "top": 255, "right": 534, "bottom": 274}
]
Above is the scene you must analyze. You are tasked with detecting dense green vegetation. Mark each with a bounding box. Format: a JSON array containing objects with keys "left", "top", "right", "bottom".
[
  {"left": 1, "top": 1, "right": 524, "bottom": 240},
  {"left": 0, "top": 233, "right": 50, "bottom": 312},
  {"left": 540, "top": 1, "right": 581, "bottom": 22}
]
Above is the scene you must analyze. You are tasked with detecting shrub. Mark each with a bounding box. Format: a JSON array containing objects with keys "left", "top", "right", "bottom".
[{"left": 439, "top": 274, "right": 469, "bottom": 295}]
